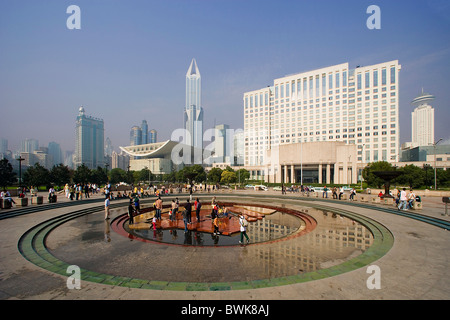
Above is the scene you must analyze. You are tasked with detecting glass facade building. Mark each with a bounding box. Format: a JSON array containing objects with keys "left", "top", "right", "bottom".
[{"left": 75, "top": 107, "right": 105, "bottom": 169}]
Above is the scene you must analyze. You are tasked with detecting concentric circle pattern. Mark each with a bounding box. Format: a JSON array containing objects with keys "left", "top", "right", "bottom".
[{"left": 18, "top": 196, "right": 394, "bottom": 291}]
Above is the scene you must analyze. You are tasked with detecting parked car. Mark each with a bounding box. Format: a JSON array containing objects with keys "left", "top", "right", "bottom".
[
  {"left": 273, "top": 186, "right": 282, "bottom": 191},
  {"left": 254, "top": 185, "right": 268, "bottom": 191},
  {"left": 245, "top": 184, "right": 254, "bottom": 189}
]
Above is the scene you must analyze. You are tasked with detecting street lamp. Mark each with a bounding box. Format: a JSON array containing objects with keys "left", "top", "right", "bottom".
[
  {"left": 16, "top": 156, "right": 25, "bottom": 190},
  {"left": 434, "top": 138, "right": 443, "bottom": 190}
]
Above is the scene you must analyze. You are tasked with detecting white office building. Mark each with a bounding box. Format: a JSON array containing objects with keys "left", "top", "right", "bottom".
[
  {"left": 411, "top": 90, "right": 434, "bottom": 147},
  {"left": 243, "top": 60, "right": 401, "bottom": 184}
]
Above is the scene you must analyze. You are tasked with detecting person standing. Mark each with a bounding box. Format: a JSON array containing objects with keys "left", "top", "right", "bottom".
[
  {"left": 213, "top": 215, "right": 220, "bottom": 235},
  {"left": 127, "top": 199, "right": 134, "bottom": 225},
  {"left": 104, "top": 194, "right": 111, "bottom": 220},
  {"left": 155, "top": 196, "right": 163, "bottom": 220},
  {"left": 398, "top": 188, "right": 408, "bottom": 210},
  {"left": 195, "top": 198, "right": 202, "bottom": 222},
  {"left": 239, "top": 213, "right": 250, "bottom": 245},
  {"left": 183, "top": 199, "right": 191, "bottom": 232},
  {"left": 185, "top": 198, "right": 192, "bottom": 224}
]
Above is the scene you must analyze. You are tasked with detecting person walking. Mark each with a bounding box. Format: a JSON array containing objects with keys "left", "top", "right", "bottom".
[
  {"left": 239, "top": 213, "right": 250, "bottom": 244},
  {"left": 104, "top": 194, "right": 111, "bottom": 220}
]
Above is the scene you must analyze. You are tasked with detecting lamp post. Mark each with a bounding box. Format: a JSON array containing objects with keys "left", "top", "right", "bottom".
[
  {"left": 434, "top": 138, "right": 442, "bottom": 190},
  {"left": 16, "top": 156, "right": 24, "bottom": 190}
]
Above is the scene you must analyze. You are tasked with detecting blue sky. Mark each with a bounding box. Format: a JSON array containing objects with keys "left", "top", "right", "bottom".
[{"left": 1, "top": 0, "right": 449, "bottom": 153}]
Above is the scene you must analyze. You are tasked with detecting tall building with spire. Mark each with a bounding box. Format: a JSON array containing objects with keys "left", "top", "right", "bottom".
[{"left": 184, "top": 58, "right": 203, "bottom": 149}]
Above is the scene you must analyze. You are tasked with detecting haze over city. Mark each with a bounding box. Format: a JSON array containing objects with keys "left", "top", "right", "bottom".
[{"left": 1, "top": 0, "right": 450, "bottom": 154}]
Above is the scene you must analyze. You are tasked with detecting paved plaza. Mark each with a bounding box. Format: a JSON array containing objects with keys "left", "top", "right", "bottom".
[{"left": 1, "top": 189, "right": 449, "bottom": 302}]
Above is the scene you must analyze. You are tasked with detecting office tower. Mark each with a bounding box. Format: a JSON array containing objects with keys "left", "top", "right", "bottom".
[
  {"left": 74, "top": 106, "right": 105, "bottom": 169},
  {"left": 243, "top": 60, "right": 401, "bottom": 166},
  {"left": 141, "top": 120, "right": 148, "bottom": 145},
  {"left": 149, "top": 129, "right": 157, "bottom": 143},
  {"left": 214, "top": 124, "right": 230, "bottom": 162},
  {"left": 48, "top": 142, "right": 63, "bottom": 166},
  {"left": 105, "top": 137, "right": 113, "bottom": 157},
  {"left": 130, "top": 126, "right": 142, "bottom": 146},
  {"left": 411, "top": 90, "right": 435, "bottom": 147},
  {"left": 21, "top": 138, "right": 39, "bottom": 153},
  {"left": 184, "top": 58, "right": 203, "bottom": 149},
  {"left": 0, "top": 138, "right": 7, "bottom": 153}
]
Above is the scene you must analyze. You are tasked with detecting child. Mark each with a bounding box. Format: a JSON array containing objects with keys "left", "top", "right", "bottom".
[
  {"left": 152, "top": 216, "right": 157, "bottom": 230},
  {"left": 213, "top": 216, "right": 220, "bottom": 235}
]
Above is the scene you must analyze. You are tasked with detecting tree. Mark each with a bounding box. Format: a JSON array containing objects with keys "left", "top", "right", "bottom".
[
  {"left": 91, "top": 166, "right": 108, "bottom": 185},
  {"left": 220, "top": 170, "right": 237, "bottom": 184},
  {"left": 396, "top": 164, "right": 425, "bottom": 189},
  {"left": 50, "top": 164, "right": 73, "bottom": 187},
  {"left": 178, "top": 165, "right": 206, "bottom": 183},
  {"left": 23, "top": 163, "right": 50, "bottom": 187},
  {"left": 235, "top": 168, "right": 250, "bottom": 184},
  {"left": 73, "top": 164, "right": 91, "bottom": 185},
  {"left": 109, "top": 168, "right": 127, "bottom": 184},
  {"left": 207, "top": 167, "right": 222, "bottom": 184},
  {"left": 0, "top": 158, "right": 16, "bottom": 189},
  {"left": 362, "top": 161, "right": 395, "bottom": 188}
]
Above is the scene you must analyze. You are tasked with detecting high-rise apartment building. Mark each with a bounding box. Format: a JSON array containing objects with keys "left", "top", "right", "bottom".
[
  {"left": 141, "top": 120, "right": 148, "bottom": 145},
  {"left": 244, "top": 60, "right": 401, "bottom": 170},
  {"left": 130, "top": 125, "right": 142, "bottom": 146},
  {"left": 184, "top": 58, "right": 203, "bottom": 149},
  {"left": 411, "top": 90, "right": 434, "bottom": 147},
  {"left": 74, "top": 106, "right": 105, "bottom": 169},
  {"left": 149, "top": 129, "right": 157, "bottom": 143}
]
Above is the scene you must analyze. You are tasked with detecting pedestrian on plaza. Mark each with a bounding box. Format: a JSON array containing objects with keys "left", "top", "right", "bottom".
[
  {"left": 339, "top": 186, "right": 344, "bottom": 200},
  {"left": 127, "top": 199, "right": 134, "bottom": 225},
  {"left": 84, "top": 184, "right": 90, "bottom": 198},
  {"left": 213, "top": 215, "right": 220, "bottom": 235},
  {"left": 104, "top": 194, "right": 111, "bottom": 220},
  {"left": 183, "top": 199, "right": 192, "bottom": 232},
  {"left": 398, "top": 188, "right": 408, "bottom": 210},
  {"left": 408, "top": 189, "right": 416, "bottom": 209},
  {"left": 171, "top": 198, "right": 178, "bottom": 221},
  {"left": 134, "top": 194, "right": 140, "bottom": 214},
  {"left": 195, "top": 198, "right": 202, "bottom": 222},
  {"left": 332, "top": 187, "right": 338, "bottom": 199},
  {"left": 239, "top": 213, "right": 250, "bottom": 244},
  {"left": 185, "top": 198, "right": 192, "bottom": 223},
  {"left": 323, "top": 185, "right": 328, "bottom": 198},
  {"left": 155, "top": 196, "right": 163, "bottom": 220}
]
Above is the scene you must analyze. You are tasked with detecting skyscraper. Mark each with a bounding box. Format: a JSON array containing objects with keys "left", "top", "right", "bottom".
[
  {"left": 130, "top": 125, "right": 142, "bottom": 146},
  {"left": 184, "top": 58, "right": 203, "bottom": 149},
  {"left": 141, "top": 120, "right": 148, "bottom": 145},
  {"left": 411, "top": 90, "right": 435, "bottom": 147},
  {"left": 74, "top": 106, "right": 105, "bottom": 169},
  {"left": 48, "top": 141, "right": 63, "bottom": 166},
  {"left": 149, "top": 129, "right": 157, "bottom": 143}
]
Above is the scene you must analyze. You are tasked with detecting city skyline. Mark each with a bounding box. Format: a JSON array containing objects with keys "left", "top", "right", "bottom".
[{"left": 1, "top": 0, "right": 450, "bottom": 154}]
